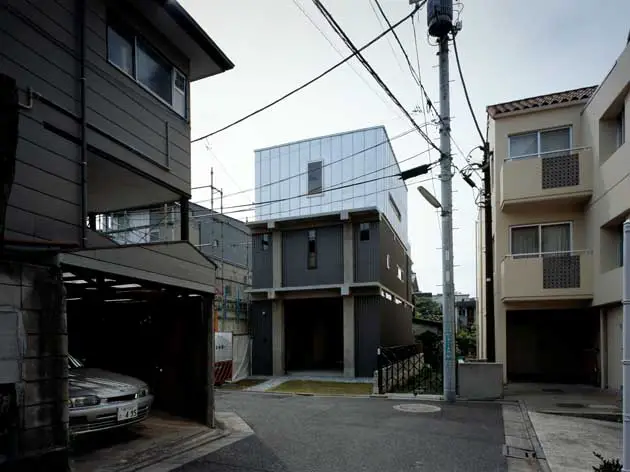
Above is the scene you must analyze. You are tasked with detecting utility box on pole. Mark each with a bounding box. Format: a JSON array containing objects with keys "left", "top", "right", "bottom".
[{"left": 427, "top": 0, "right": 453, "bottom": 37}]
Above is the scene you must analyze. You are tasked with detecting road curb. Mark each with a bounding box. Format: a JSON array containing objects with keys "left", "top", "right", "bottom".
[{"left": 518, "top": 400, "right": 552, "bottom": 472}]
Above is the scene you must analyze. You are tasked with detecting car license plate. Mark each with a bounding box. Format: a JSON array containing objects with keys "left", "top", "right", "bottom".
[{"left": 117, "top": 404, "right": 138, "bottom": 421}]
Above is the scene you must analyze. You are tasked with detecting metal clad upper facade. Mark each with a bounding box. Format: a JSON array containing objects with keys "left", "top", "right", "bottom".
[{"left": 254, "top": 126, "right": 409, "bottom": 247}]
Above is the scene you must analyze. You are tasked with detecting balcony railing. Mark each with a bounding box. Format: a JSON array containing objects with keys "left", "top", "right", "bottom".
[
  {"left": 500, "top": 148, "right": 593, "bottom": 210},
  {"left": 500, "top": 250, "right": 593, "bottom": 302}
]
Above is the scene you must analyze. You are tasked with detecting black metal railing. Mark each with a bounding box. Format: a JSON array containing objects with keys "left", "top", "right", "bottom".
[{"left": 376, "top": 343, "right": 443, "bottom": 395}]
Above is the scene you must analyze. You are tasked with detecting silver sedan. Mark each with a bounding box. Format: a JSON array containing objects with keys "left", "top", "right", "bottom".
[{"left": 68, "top": 354, "right": 154, "bottom": 435}]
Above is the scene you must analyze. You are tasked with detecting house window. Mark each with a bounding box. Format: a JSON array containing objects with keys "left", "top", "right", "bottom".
[
  {"left": 616, "top": 106, "right": 625, "bottom": 150},
  {"left": 307, "top": 161, "right": 323, "bottom": 195},
  {"left": 359, "top": 223, "right": 370, "bottom": 241},
  {"left": 386, "top": 254, "right": 390, "bottom": 269},
  {"left": 212, "top": 239, "right": 220, "bottom": 248},
  {"left": 508, "top": 127, "right": 571, "bottom": 159},
  {"left": 107, "top": 22, "right": 188, "bottom": 118},
  {"left": 137, "top": 41, "right": 173, "bottom": 104},
  {"left": 397, "top": 266, "right": 404, "bottom": 281},
  {"left": 389, "top": 193, "right": 402, "bottom": 221},
  {"left": 224, "top": 284, "right": 232, "bottom": 297},
  {"left": 107, "top": 26, "right": 134, "bottom": 75},
  {"left": 307, "top": 229, "right": 317, "bottom": 269},
  {"left": 261, "top": 234, "right": 270, "bottom": 251},
  {"left": 510, "top": 223, "right": 571, "bottom": 258}
]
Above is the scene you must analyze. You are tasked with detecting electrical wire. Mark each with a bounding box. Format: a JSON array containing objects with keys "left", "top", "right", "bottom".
[
  {"left": 100, "top": 173, "right": 438, "bottom": 237},
  {"left": 194, "top": 147, "right": 436, "bottom": 214},
  {"left": 102, "top": 145, "right": 439, "bottom": 237},
  {"left": 368, "top": 0, "right": 410, "bottom": 78},
  {"left": 411, "top": 11, "right": 440, "bottom": 233},
  {"left": 312, "top": 0, "right": 442, "bottom": 157},
  {"left": 451, "top": 31, "right": 485, "bottom": 145},
  {"left": 190, "top": 7, "right": 420, "bottom": 143},
  {"left": 203, "top": 139, "right": 248, "bottom": 196},
  {"left": 213, "top": 174, "right": 437, "bottom": 219},
  {"left": 292, "top": 0, "right": 399, "bottom": 115},
  {"left": 372, "top": 0, "right": 423, "bottom": 87},
  {"left": 192, "top": 125, "right": 424, "bottom": 195}
]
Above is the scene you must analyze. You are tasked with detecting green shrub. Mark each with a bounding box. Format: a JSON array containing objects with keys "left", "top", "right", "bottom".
[{"left": 593, "top": 452, "right": 622, "bottom": 471}]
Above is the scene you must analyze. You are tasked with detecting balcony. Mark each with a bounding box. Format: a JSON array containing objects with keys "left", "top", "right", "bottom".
[
  {"left": 501, "top": 250, "right": 593, "bottom": 302},
  {"left": 500, "top": 149, "right": 593, "bottom": 211}
]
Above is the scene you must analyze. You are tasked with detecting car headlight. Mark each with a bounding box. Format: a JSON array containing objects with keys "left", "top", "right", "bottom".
[
  {"left": 69, "top": 396, "right": 100, "bottom": 408},
  {"left": 137, "top": 386, "right": 149, "bottom": 398}
]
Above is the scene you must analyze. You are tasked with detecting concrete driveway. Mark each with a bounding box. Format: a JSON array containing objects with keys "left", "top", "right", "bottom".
[{"left": 176, "top": 391, "right": 507, "bottom": 472}]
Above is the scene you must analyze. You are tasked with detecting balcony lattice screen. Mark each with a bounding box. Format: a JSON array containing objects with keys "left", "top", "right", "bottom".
[
  {"left": 542, "top": 254, "right": 580, "bottom": 289},
  {"left": 542, "top": 153, "right": 579, "bottom": 189}
]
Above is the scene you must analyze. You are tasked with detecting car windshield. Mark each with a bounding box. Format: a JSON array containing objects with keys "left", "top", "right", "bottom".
[{"left": 68, "top": 354, "right": 84, "bottom": 369}]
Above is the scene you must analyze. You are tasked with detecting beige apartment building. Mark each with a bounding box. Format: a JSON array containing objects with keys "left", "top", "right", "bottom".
[{"left": 477, "top": 40, "right": 630, "bottom": 390}]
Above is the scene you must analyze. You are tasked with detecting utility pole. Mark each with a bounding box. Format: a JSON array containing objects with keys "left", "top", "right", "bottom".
[
  {"left": 421, "top": 0, "right": 456, "bottom": 403},
  {"left": 482, "top": 144, "right": 495, "bottom": 362},
  {"left": 623, "top": 219, "right": 630, "bottom": 471}
]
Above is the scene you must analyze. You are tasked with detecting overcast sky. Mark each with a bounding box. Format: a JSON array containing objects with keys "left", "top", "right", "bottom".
[{"left": 180, "top": 0, "right": 630, "bottom": 296}]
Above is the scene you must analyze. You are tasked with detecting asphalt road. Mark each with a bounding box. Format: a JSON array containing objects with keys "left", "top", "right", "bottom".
[{"left": 176, "top": 391, "right": 507, "bottom": 472}]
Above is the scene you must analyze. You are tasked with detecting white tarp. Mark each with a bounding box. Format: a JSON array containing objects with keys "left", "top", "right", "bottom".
[
  {"left": 231, "top": 334, "right": 251, "bottom": 382},
  {"left": 214, "top": 332, "right": 233, "bottom": 363}
]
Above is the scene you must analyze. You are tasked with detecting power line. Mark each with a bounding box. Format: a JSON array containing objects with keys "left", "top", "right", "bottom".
[
  {"left": 451, "top": 31, "right": 485, "bottom": 145},
  {"left": 190, "top": 7, "right": 420, "bottom": 143},
  {"left": 215, "top": 174, "right": 437, "bottom": 219},
  {"left": 411, "top": 10, "right": 440, "bottom": 234},
  {"left": 292, "top": 0, "right": 399, "bottom": 115},
  {"left": 372, "top": 0, "right": 423, "bottom": 87},
  {"left": 202, "top": 139, "right": 249, "bottom": 196},
  {"left": 108, "top": 146, "right": 438, "bottom": 230},
  {"left": 192, "top": 125, "right": 425, "bottom": 195},
  {"left": 312, "top": 0, "right": 441, "bottom": 156},
  {"left": 196, "top": 147, "right": 436, "bottom": 214},
  {"left": 368, "top": 0, "right": 409, "bottom": 78}
]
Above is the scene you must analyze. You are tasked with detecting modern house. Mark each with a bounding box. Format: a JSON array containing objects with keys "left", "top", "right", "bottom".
[
  {"left": 0, "top": 0, "right": 232, "bottom": 469},
  {"left": 476, "top": 38, "right": 630, "bottom": 389},
  {"left": 248, "top": 126, "right": 414, "bottom": 378},
  {"left": 100, "top": 202, "right": 252, "bottom": 334}
]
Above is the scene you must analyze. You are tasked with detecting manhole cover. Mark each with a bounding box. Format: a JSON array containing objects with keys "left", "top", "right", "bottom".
[{"left": 393, "top": 403, "right": 441, "bottom": 414}]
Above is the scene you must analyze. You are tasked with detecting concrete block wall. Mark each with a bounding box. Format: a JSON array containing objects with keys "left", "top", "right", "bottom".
[{"left": 0, "top": 261, "right": 68, "bottom": 468}]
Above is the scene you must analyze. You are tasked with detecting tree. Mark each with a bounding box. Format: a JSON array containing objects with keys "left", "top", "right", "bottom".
[
  {"left": 456, "top": 324, "right": 477, "bottom": 358},
  {"left": 414, "top": 297, "right": 442, "bottom": 322}
]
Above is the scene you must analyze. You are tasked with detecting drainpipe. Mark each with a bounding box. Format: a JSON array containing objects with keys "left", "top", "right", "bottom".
[{"left": 79, "top": 0, "right": 88, "bottom": 248}]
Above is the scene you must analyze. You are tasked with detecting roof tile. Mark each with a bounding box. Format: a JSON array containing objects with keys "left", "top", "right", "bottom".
[{"left": 487, "top": 86, "right": 598, "bottom": 118}]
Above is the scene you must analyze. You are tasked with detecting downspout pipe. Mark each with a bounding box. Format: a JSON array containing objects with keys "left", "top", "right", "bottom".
[{"left": 79, "top": 0, "right": 88, "bottom": 248}]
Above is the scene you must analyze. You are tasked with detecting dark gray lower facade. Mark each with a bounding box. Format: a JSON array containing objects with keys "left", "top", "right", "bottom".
[{"left": 251, "top": 292, "right": 413, "bottom": 379}]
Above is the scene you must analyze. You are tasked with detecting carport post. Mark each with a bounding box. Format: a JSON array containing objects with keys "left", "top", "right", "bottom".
[
  {"left": 205, "top": 294, "right": 216, "bottom": 428},
  {"left": 180, "top": 197, "right": 190, "bottom": 241},
  {"left": 622, "top": 218, "right": 630, "bottom": 471}
]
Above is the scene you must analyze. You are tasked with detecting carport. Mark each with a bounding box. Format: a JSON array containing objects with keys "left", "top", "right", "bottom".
[
  {"left": 506, "top": 308, "right": 599, "bottom": 385},
  {"left": 60, "top": 241, "right": 218, "bottom": 470},
  {"left": 284, "top": 298, "right": 343, "bottom": 374}
]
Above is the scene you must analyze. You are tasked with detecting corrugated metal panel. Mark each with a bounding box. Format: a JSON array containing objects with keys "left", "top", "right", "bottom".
[
  {"left": 380, "top": 298, "right": 414, "bottom": 346},
  {"left": 251, "top": 301, "right": 273, "bottom": 375},
  {"left": 254, "top": 127, "right": 408, "bottom": 248},
  {"left": 380, "top": 219, "right": 410, "bottom": 300},
  {"left": 354, "top": 221, "right": 380, "bottom": 283},
  {"left": 252, "top": 234, "right": 273, "bottom": 288},
  {"left": 354, "top": 296, "right": 381, "bottom": 378},
  {"left": 282, "top": 226, "right": 343, "bottom": 287}
]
